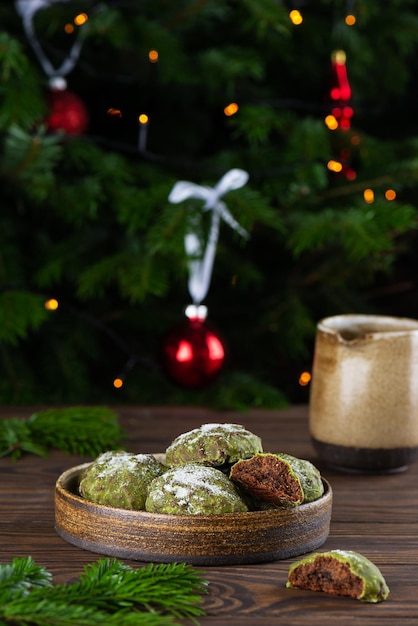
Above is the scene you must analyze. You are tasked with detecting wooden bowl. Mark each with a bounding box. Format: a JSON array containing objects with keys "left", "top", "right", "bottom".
[{"left": 55, "top": 462, "right": 332, "bottom": 566}]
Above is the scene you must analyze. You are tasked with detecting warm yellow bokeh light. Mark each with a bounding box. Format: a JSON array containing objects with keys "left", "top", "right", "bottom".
[
  {"left": 299, "top": 371, "right": 311, "bottom": 386},
  {"left": 138, "top": 113, "right": 149, "bottom": 124},
  {"left": 45, "top": 298, "right": 59, "bottom": 311},
  {"left": 345, "top": 14, "right": 356, "bottom": 26},
  {"left": 64, "top": 23, "right": 75, "bottom": 34},
  {"left": 289, "top": 10, "right": 303, "bottom": 25},
  {"left": 113, "top": 378, "right": 124, "bottom": 389},
  {"left": 74, "top": 13, "right": 88, "bottom": 26},
  {"left": 327, "top": 160, "right": 343, "bottom": 173},
  {"left": 324, "top": 115, "right": 339, "bottom": 130},
  {"left": 332, "top": 50, "right": 346, "bottom": 65},
  {"left": 385, "top": 189, "right": 397, "bottom": 201},
  {"left": 149, "top": 49, "right": 159, "bottom": 63},
  {"left": 224, "top": 102, "right": 239, "bottom": 116},
  {"left": 363, "top": 188, "right": 375, "bottom": 204}
]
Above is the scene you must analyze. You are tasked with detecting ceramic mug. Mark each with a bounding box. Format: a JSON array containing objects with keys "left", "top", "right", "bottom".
[{"left": 309, "top": 314, "right": 418, "bottom": 473}]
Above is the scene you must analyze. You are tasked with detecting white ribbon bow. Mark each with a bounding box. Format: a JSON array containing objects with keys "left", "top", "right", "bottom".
[
  {"left": 15, "top": 0, "right": 87, "bottom": 79},
  {"left": 168, "top": 168, "right": 249, "bottom": 305}
]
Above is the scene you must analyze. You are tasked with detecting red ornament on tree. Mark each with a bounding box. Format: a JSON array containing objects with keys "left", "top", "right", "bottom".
[
  {"left": 325, "top": 51, "right": 357, "bottom": 181},
  {"left": 45, "top": 78, "right": 89, "bottom": 135},
  {"left": 329, "top": 49, "right": 353, "bottom": 130},
  {"left": 163, "top": 169, "right": 248, "bottom": 389},
  {"left": 160, "top": 305, "right": 226, "bottom": 389},
  {"left": 16, "top": 1, "right": 89, "bottom": 134}
]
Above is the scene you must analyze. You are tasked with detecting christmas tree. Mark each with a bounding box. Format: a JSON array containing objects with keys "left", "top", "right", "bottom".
[{"left": 1, "top": 0, "right": 418, "bottom": 408}]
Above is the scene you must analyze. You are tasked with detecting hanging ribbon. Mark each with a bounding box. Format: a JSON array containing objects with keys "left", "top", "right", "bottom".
[
  {"left": 15, "top": 0, "right": 87, "bottom": 81},
  {"left": 168, "top": 168, "right": 249, "bottom": 306}
]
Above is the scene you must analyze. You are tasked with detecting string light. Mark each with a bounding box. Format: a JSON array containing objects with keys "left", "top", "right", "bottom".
[
  {"left": 112, "top": 355, "right": 142, "bottom": 390},
  {"left": 299, "top": 371, "right": 311, "bottom": 386},
  {"left": 74, "top": 13, "right": 88, "bottom": 26},
  {"left": 149, "top": 49, "right": 159, "bottom": 63},
  {"left": 327, "top": 160, "right": 343, "bottom": 173},
  {"left": 138, "top": 114, "right": 149, "bottom": 152},
  {"left": 345, "top": 14, "right": 356, "bottom": 26},
  {"left": 363, "top": 188, "right": 375, "bottom": 204},
  {"left": 44, "top": 298, "right": 59, "bottom": 311},
  {"left": 385, "top": 189, "right": 397, "bottom": 201},
  {"left": 224, "top": 102, "right": 239, "bottom": 117},
  {"left": 324, "top": 114, "right": 339, "bottom": 130},
  {"left": 289, "top": 10, "right": 303, "bottom": 25},
  {"left": 64, "top": 24, "right": 74, "bottom": 34}
]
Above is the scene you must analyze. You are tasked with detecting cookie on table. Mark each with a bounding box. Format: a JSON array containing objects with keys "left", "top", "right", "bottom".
[
  {"left": 165, "top": 423, "right": 263, "bottom": 468},
  {"left": 286, "top": 550, "right": 390, "bottom": 603},
  {"left": 145, "top": 463, "right": 249, "bottom": 514}
]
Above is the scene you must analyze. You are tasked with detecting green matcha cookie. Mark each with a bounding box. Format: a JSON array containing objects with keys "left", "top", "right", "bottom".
[
  {"left": 165, "top": 423, "right": 263, "bottom": 468},
  {"left": 286, "top": 550, "right": 390, "bottom": 602},
  {"left": 145, "top": 463, "right": 249, "bottom": 514},
  {"left": 79, "top": 450, "right": 165, "bottom": 510}
]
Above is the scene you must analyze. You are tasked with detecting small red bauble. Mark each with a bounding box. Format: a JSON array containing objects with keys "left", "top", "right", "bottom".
[
  {"left": 45, "top": 87, "right": 89, "bottom": 135},
  {"left": 160, "top": 307, "right": 226, "bottom": 389}
]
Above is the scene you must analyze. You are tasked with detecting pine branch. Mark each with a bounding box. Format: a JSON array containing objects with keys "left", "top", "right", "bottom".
[
  {"left": 0, "top": 292, "right": 50, "bottom": 346},
  {"left": 0, "top": 556, "right": 52, "bottom": 602},
  {"left": 76, "top": 560, "right": 208, "bottom": 619},
  {"left": 0, "top": 557, "right": 208, "bottom": 626},
  {"left": 2, "top": 596, "right": 181, "bottom": 626},
  {"left": 0, "top": 407, "right": 124, "bottom": 460},
  {"left": 0, "top": 419, "right": 47, "bottom": 461}
]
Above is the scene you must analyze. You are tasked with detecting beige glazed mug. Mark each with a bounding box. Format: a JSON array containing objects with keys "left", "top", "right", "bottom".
[{"left": 309, "top": 314, "right": 418, "bottom": 473}]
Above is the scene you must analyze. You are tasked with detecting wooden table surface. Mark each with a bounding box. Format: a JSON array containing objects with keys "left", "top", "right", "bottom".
[{"left": 1, "top": 404, "right": 417, "bottom": 625}]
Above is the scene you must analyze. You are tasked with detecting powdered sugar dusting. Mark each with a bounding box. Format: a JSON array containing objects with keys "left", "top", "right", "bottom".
[
  {"left": 200, "top": 423, "right": 245, "bottom": 432},
  {"left": 166, "top": 423, "right": 262, "bottom": 468},
  {"left": 145, "top": 463, "right": 248, "bottom": 514},
  {"left": 91, "top": 452, "right": 160, "bottom": 480},
  {"left": 170, "top": 423, "right": 246, "bottom": 446},
  {"left": 164, "top": 465, "right": 226, "bottom": 498}
]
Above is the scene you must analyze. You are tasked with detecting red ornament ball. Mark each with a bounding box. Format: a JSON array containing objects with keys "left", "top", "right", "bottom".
[
  {"left": 45, "top": 88, "right": 89, "bottom": 135},
  {"left": 160, "top": 315, "right": 226, "bottom": 389}
]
